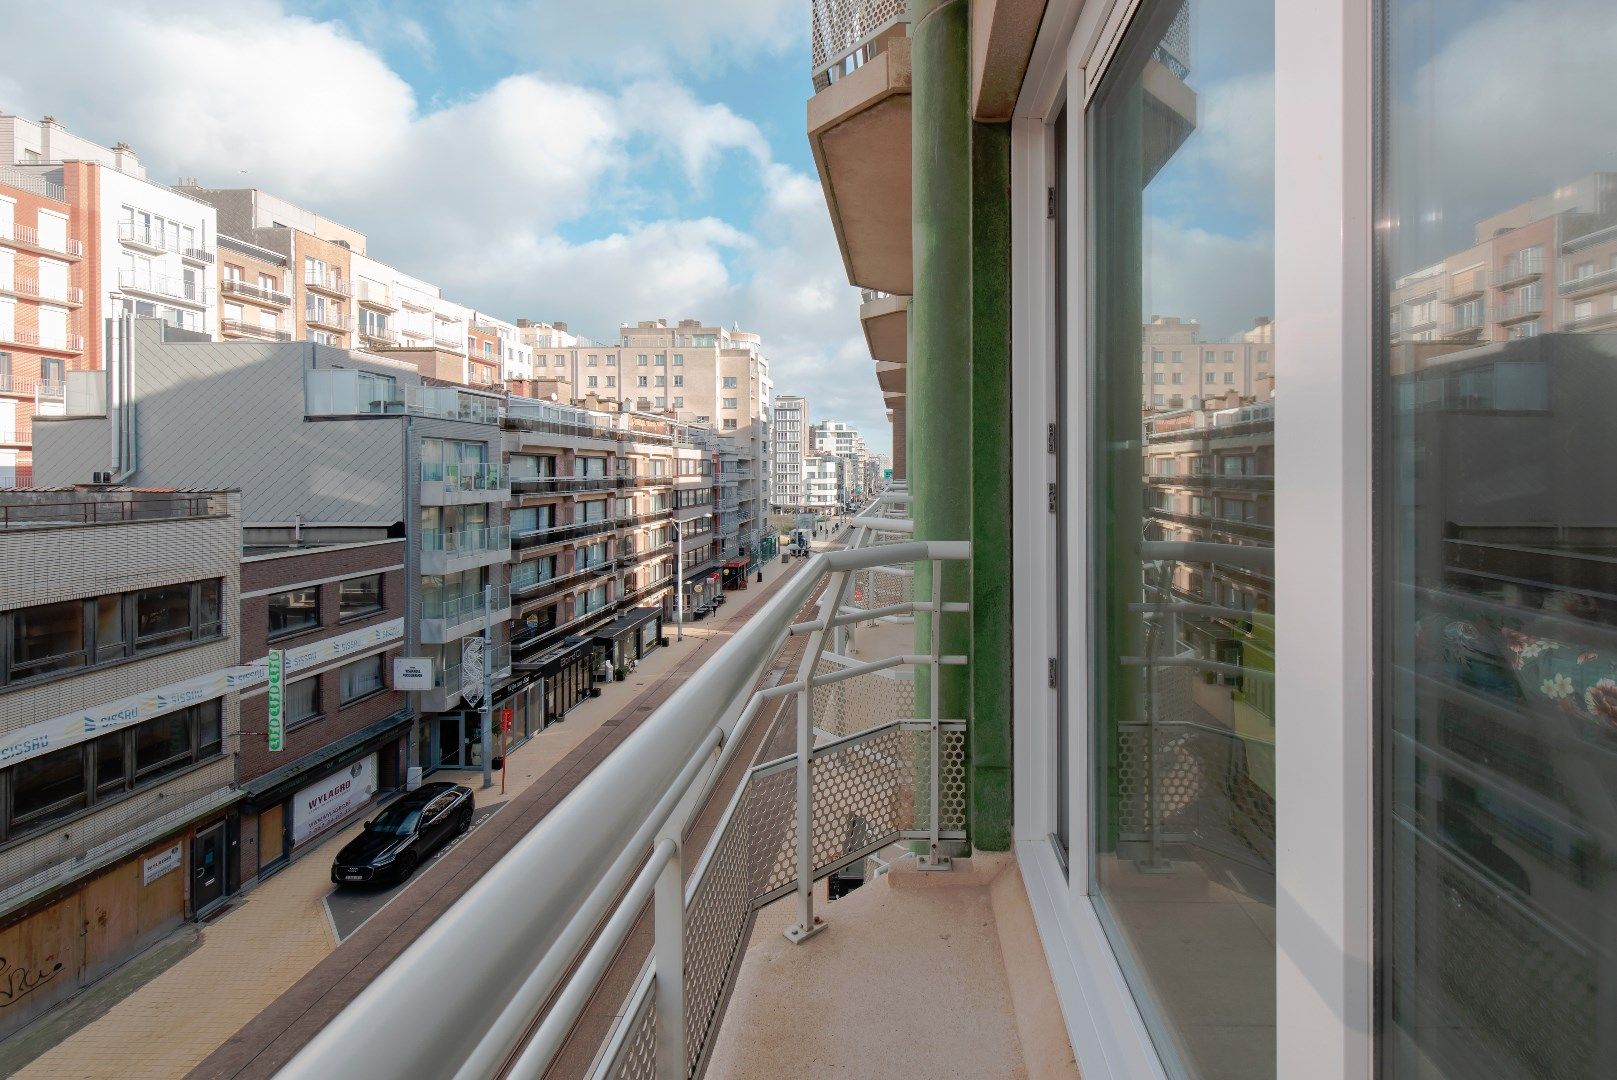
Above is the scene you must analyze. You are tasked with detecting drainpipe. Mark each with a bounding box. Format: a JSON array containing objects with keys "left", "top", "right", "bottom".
[
  {"left": 909, "top": 0, "right": 973, "bottom": 766},
  {"left": 108, "top": 314, "right": 139, "bottom": 483}
]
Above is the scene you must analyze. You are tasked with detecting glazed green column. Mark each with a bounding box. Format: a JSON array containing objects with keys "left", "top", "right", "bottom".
[
  {"left": 909, "top": 0, "right": 976, "bottom": 843},
  {"left": 970, "top": 119, "right": 1012, "bottom": 850}
]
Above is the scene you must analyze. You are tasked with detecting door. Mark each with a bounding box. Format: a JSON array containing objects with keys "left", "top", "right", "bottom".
[
  {"left": 438, "top": 714, "right": 463, "bottom": 767},
  {"left": 191, "top": 823, "right": 227, "bottom": 913},
  {"left": 259, "top": 802, "right": 288, "bottom": 872}
]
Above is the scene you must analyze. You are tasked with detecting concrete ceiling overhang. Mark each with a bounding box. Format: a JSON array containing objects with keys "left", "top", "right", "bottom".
[
  {"left": 860, "top": 292, "right": 909, "bottom": 365},
  {"left": 971, "top": 0, "right": 1049, "bottom": 120},
  {"left": 808, "top": 37, "right": 913, "bottom": 296}
]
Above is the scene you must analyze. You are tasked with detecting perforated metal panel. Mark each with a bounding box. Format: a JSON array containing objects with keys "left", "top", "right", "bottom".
[
  {"left": 609, "top": 982, "right": 656, "bottom": 1080},
  {"left": 1113, "top": 721, "right": 1274, "bottom": 870},
  {"left": 907, "top": 722, "right": 967, "bottom": 836},
  {"left": 810, "top": 658, "right": 915, "bottom": 742},
  {"left": 810, "top": 0, "right": 909, "bottom": 89},
  {"left": 681, "top": 784, "right": 761, "bottom": 1074}
]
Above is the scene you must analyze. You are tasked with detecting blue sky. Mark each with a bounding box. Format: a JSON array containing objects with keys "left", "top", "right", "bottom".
[{"left": 0, "top": 0, "right": 887, "bottom": 450}]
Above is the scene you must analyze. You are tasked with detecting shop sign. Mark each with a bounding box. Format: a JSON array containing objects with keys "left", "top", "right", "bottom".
[
  {"left": 392, "top": 657, "right": 434, "bottom": 691},
  {"left": 266, "top": 649, "right": 285, "bottom": 752},
  {"left": 291, "top": 755, "right": 378, "bottom": 845},
  {"left": 143, "top": 843, "right": 183, "bottom": 886}
]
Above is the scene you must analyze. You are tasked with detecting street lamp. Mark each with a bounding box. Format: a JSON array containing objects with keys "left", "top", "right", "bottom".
[{"left": 673, "top": 521, "right": 683, "bottom": 642}]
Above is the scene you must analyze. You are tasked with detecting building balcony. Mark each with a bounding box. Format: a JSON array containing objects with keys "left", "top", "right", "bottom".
[
  {"left": 117, "top": 269, "right": 212, "bottom": 308},
  {"left": 1568, "top": 309, "right": 1617, "bottom": 332},
  {"left": 273, "top": 508, "right": 1054, "bottom": 1080},
  {"left": 0, "top": 275, "right": 84, "bottom": 307},
  {"left": 304, "top": 270, "right": 353, "bottom": 298},
  {"left": 512, "top": 474, "right": 630, "bottom": 496},
  {"left": 511, "top": 563, "right": 607, "bottom": 606},
  {"left": 1492, "top": 257, "right": 1544, "bottom": 290},
  {"left": 421, "top": 461, "right": 509, "bottom": 506},
  {"left": 305, "top": 308, "right": 352, "bottom": 333},
  {"left": 220, "top": 319, "right": 291, "bottom": 342},
  {"left": 182, "top": 246, "right": 215, "bottom": 265},
  {"left": 0, "top": 220, "right": 82, "bottom": 259},
  {"left": 399, "top": 295, "right": 433, "bottom": 314},
  {"left": 400, "top": 325, "right": 431, "bottom": 341},
  {"left": 405, "top": 384, "right": 501, "bottom": 425},
  {"left": 512, "top": 517, "right": 617, "bottom": 551},
  {"left": 358, "top": 328, "right": 400, "bottom": 350},
  {"left": 423, "top": 643, "right": 512, "bottom": 712},
  {"left": 0, "top": 327, "right": 84, "bottom": 354},
  {"left": 433, "top": 331, "right": 463, "bottom": 349},
  {"left": 1444, "top": 268, "right": 1487, "bottom": 301},
  {"left": 354, "top": 280, "right": 397, "bottom": 310},
  {"left": 1441, "top": 317, "right": 1488, "bottom": 339},
  {"left": 221, "top": 278, "right": 292, "bottom": 307},
  {"left": 1496, "top": 293, "right": 1545, "bottom": 323},
  {"left": 419, "top": 525, "right": 511, "bottom": 576},
  {"left": 1558, "top": 266, "right": 1617, "bottom": 298},
  {"left": 421, "top": 587, "right": 512, "bottom": 645},
  {"left": 809, "top": 5, "right": 913, "bottom": 295},
  {"left": 0, "top": 372, "right": 64, "bottom": 399}
]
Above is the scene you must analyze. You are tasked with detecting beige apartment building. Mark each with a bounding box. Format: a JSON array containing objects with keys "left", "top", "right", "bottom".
[
  {"left": 218, "top": 235, "right": 292, "bottom": 343},
  {"left": 1141, "top": 314, "right": 1275, "bottom": 413}
]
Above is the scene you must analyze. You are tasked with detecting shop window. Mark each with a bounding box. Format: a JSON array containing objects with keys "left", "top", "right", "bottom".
[
  {"left": 339, "top": 574, "right": 383, "bottom": 619},
  {"left": 268, "top": 586, "right": 319, "bottom": 638}
]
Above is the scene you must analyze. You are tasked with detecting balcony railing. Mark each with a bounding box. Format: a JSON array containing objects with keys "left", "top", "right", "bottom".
[
  {"left": 0, "top": 220, "right": 82, "bottom": 258},
  {"left": 420, "top": 525, "right": 511, "bottom": 557},
  {"left": 305, "top": 269, "right": 353, "bottom": 297},
  {"left": 221, "top": 278, "right": 292, "bottom": 306},
  {"left": 287, "top": 488, "right": 969, "bottom": 1078},
  {"left": 0, "top": 327, "right": 84, "bottom": 353},
  {"left": 220, "top": 319, "right": 291, "bottom": 342},
  {"left": 423, "top": 586, "right": 512, "bottom": 631},
  {"left": 0, "top": 373, "right": 64, "bottom": 397},
  {"left": 512, "top": 517, "right": 617, "bottom": 550},
  {"left": 1496, "top": 292, "right": 1545, "bottom": 322},
  {"left": 305, "top": 308, "right": 353, "bottom": 332},
  {"left": 1, "top": 276, "right": 83, "bottom": 305},
  {"left": 354, "top": 280, "right": 396, "bottom": 309},
  {"left": 1493, "top": 255, "right": 1545, "bottom": 289},
  {"left": 512, "top": 474, "right": 630, "bottom": 496},
  {"left": 117, "top": 269, "right": 212, "bottom": 307},
  {"left": 1558, "top": 266, "right": 1617, "bottom": 297},
  {"left": 404, "top": 385, "right": 502, "bottom": 425},
  {"left": 421, "top": 461, "right": 508, "bottom": 495}
]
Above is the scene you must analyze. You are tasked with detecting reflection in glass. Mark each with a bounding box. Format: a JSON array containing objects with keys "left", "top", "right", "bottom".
[
  {"left": 1089, "top": 2, "right": 1276, "bottom": 1077},
  {"left": 1379, "top": 1, "right": 1617, "bottom": 1077}
]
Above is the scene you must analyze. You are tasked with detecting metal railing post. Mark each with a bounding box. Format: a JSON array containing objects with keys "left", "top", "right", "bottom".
[
  {"left": 919, "top": 557, "right": 949, "bottom": 870},
  {"left": 652, "top": 826, "right": 685, "bottom": 1079}
]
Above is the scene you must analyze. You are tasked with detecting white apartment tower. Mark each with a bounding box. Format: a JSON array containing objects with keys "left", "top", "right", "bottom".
[{"left": 772, "top": 394, "right": 810, "bottom": 511}]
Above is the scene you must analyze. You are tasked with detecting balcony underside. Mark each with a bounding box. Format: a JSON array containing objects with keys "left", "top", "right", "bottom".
[
  {"left": 810, "top": 37, "right": 913, "bottom": 295},
  {"left": 709, "top": 854, "right": 1079, "bottom": 1080}
]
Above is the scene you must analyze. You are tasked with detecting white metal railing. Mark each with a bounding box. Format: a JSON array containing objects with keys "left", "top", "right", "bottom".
[
  {"left": 810, "top": 0, "right": 908, "bottom": 91},
  {"left": 117, "top": 268, "right": 212, "bottom": 306},
  {"left": 421, "top": 461, "right": 508, "bottom": 494},
  {"left": 420, "top": 525, "right": 511, "bottom": 556},
  {"left": 0, "top": 218, "right": 81, "bottom": 257},
  {"left": 282, "top": 484, "right": 970, "bottom": 1080},
  {"left": 222, "top": 278, "right": 292, "bottom": 306},
  {"left": 423, "top": 587, "right": 511, "bottom": 630}
]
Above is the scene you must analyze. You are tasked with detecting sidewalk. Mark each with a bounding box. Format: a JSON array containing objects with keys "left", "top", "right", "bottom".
[{"left": 8, "top": 554, "right": 804, "bottom": 1080}]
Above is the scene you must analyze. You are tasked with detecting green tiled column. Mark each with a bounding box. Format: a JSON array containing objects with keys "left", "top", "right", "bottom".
[{"left": 910, "top": 0, "right": 984, "bottom": 844}]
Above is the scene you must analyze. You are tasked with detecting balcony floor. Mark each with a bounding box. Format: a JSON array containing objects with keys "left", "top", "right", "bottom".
[{"left": 709, "top": 854, "right": 1079, "bottom": 1080}]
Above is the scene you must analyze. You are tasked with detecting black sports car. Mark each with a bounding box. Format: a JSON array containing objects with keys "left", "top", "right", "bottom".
[{"left": 330, "top": 782, "right": 474, "bottom": 886}]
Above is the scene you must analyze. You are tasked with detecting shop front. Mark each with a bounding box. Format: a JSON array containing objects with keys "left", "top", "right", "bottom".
[
  {"left": 238, "top": 711, "right": 410, "bottom": 883},
  {"left": 720, "top": 558, "right": 750, "bottom": 590},
  {"left": 592, "top": 607, "right": 664, "bottom": 670},
  {"left": 505, "top": 636, "right": 596, "bottom": 736}
]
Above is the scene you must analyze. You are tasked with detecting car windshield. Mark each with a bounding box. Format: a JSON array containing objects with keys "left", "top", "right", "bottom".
[{"left": 368, "top": 805, "right": 423, "bottom": 836}]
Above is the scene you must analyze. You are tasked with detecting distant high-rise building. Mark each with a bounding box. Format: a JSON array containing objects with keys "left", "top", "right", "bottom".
[{"left": 772, "top": 394, "right": 810, "bottom": 511}]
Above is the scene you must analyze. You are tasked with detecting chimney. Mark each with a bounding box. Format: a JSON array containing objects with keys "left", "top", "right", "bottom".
[
  {"left": 112, "top": 141, "right": 139, "bottom": 175},
  {"left": 553, "top": 321, "right": 567, "bottom": 332}
]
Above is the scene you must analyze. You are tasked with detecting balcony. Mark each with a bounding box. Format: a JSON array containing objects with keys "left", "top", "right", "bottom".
[
  {"left": 511, "top": 563, "right": 608, "bottom": 605},
  {"left": 419, "top": 525, "right": 511, "bottom": 575},
  {"left": 0, "top": 373, "right": 64, "bottom": 399},
  {"left": 1493, "top": 255, "right": 1544, "bottom": 290},
  {"left": 512, "top": 517, "right": 617, "bottom": 551},
  {"left": 304, "top": 307, "right": 352, "bottom": 333},
  {"left": 0, "top": 275, "right": 84, "bottom": 307},
  {"left": 809, "top": 2, "right": 913, "bottom": 295},
  {"left": 433, "top": 330, "right": 463, "bottom": 349},
  {"left": 421, "top": 586, "right": 512, "bottom": 645},
  {"left": 425, "top": 643, "right": 512, "bottom": 711},
  {"left": 1568, "top": 308, "right": 1617, "bottom": 332},
  {"left": 275, "top": 495, "right": 1061, "bottom": 1080},
  {"left": 1558, "top": 266, "right": 1617, "bottom": 298},
  {"left": 1496, "top": 292, "right": 1545, "bottom": 323},
  {"left": 405, "top": 385, "right": 501, "bottom": 425},
  {"left": 220, "top": 319, "right": 291, "bottom": 342},
  {"left": 0, "top": 220, "right": 82, "bottom": 259},
  {"left": 358, "top": 327, "right": 400, "bottom": 350},
  {"left": 304, "top": 269, "right": 353, "bottom": 298},
  {"left": 354, "top": 280, "right": 397, "bottom": 310},
  {"left": 0, "top": 327, "right": 84, "bottom": 354},
  {"left": 117, "top": 269, "right": 212, "bottom": 308},
  {"left": 221, "top": 278, "right": 292, "bottom": 307},
  {"left": 1441, "top": 316, "right": 1487, "bottom": 339},
  {"left": 421, "top": 461, "right": 509, "bottom": 505},
  {"left": 512, "top": 474, "right": 629, "bottom": 497}
]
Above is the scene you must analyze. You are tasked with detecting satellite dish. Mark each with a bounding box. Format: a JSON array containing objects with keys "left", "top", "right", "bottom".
[{"left": 549, "top": 392, "right": 558, "bottom": 401}]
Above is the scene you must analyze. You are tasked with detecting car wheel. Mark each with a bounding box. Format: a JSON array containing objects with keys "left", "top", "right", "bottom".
[{"left": 396, "top": 853, "right": 418, "bottom": 882}]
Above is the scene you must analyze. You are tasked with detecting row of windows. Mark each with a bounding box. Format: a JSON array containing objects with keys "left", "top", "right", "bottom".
[
  {"left": 1150, "top": 349, "right": 1268, "bottom": 364},
  {"left": 1, "top": 700, "right": 223, "bottom": 846},
  {"left": 267, "top": 574, "right": 383, "bottom": 640},
  {"left": 279, "top": 653, "right": 387, "bottom": 728},
  {"left": 2, "top": 581, "right": 224, "bottom": 687},
  {"left": 1153, "top": 371, "right": 1262, "bottom": 385}
]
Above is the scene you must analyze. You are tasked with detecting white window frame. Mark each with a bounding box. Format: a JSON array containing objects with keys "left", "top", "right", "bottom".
[{"left": 1006, "top": 1, "right": 1374, "bottom": 1079}]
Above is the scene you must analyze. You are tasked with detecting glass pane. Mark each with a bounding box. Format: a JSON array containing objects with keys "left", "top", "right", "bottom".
[
  {"left": 135, "top": 584, "right": 192, "bottom": 647},
  {"left": 339, "top": 655, "right": 384, "bottom": 704},
  {"left": 1377, "top": 1, "right": 1617, "bottom": 1077},
  {"left": 94, "top": 732, "right": 127, "bottom": 795},
  {"left": 198, "top": 580, "right": 222, "bottom": 635},
  {"left": 12, "top": 746, "right": 86, "bottom": 825},
  {"left": 286, "top": 676, "right": 320, "bottom": 724},
  {"left": 134, "top": 712, "right": 191, "bottom": 778},
  {"left": 338, "top": 574, "right": 382, "bottom": 618},
  {"left": 197, "top": 701, "right": 222, "bottom": 757},
  {"left": 96, "top": 594, "right": 125, "bottom": 663},
  {"left": 10, "top": 599, "right": 85, "bottom": 677},
  {"left": 1089, "top": 2, "right": 1276, "bottom": 1077},
  {"left": 268, "top": 586, "right": 319, "bottom": 637}
]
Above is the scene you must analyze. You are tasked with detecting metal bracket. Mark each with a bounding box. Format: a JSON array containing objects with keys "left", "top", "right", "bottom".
[{"left": 782, "top": 916, "right": 828, "bottom": 944}]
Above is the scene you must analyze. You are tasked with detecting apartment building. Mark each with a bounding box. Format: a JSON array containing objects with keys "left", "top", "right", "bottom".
[
  {"left": 1141, "top": 315, "right": 1275, "bottom": 412},
  {"left": 218, "top": 235, "right": 292, "bottom": 344},
  {"left": 809, "top": 419, "right": 874, "bottom": 503},
  {"left": 0, "top": 168, "right": 85, "bottom": 485},
  {"left": 771, "top": 393, "right": 810, "bottom": 512},
  {"left": 0, "top": 486, "right": 240, "bottom": 1040},
  {"left": 802, "top": 453, "right": 842, "bottom": 511},
  {"left": 31, "top": 318, "right": 510, "bottom": 797},
  {"left": 234, "top": 538, "right": 410, "bottom": 886}
]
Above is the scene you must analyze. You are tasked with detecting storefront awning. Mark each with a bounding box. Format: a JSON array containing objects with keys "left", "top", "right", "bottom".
[
  {"left": 511, "top": 635, "right": 596, "bottom": 679},
  {"left": 239, "top": 707, "right": 414, "bottom": 810},
  {"left": 722, "top": 559, "right": 749, "bottom": 569},
  {"left": 592, "top": 606, "right": 662, "bottom": 643}
]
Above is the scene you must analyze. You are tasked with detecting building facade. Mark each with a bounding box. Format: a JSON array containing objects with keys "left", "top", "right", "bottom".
[
  {"left": 0, "top": 486, "right": 240, "bottom": 1039},
  {"left": 771, "top": 394, "right": 810, "bottom": 511}
]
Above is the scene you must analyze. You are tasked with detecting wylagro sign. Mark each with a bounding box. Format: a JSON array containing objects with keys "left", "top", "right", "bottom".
[
  {"left": 291, "top": 755, "right": 378, "bottom": 845},
  {"left": 143, "top": 843, "right": 183, "bottom": 886},
  {"left": 0, "top": 619, "right": 405, "bottom": 770}
]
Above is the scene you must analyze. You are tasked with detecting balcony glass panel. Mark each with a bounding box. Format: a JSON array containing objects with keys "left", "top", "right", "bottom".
[
  {"left": 1376, "top": 2, "right": 1617, "bottom": 1078},
  {"left": 1089, "top": 3, "right": 1276, "bottom": 1077}
]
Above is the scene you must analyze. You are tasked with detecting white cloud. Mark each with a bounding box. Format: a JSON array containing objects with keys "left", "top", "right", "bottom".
[{"left": 1144, "top": 219, "right": 1275, "bottom": 343}]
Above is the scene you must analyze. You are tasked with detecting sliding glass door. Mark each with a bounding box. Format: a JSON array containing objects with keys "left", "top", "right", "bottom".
[{"left": 1088, "top": 2, "right": 1278, "bottom": 1077}]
